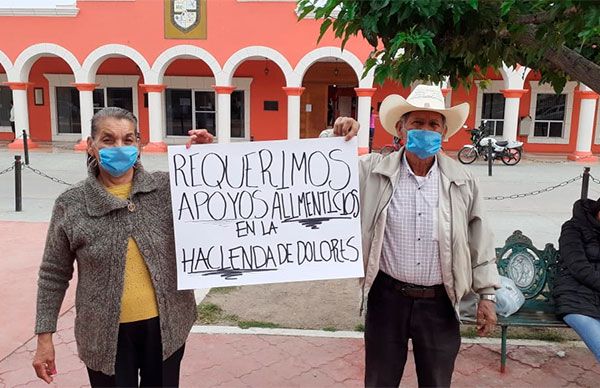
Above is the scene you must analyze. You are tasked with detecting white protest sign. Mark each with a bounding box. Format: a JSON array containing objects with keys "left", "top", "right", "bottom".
[{"left": 167, "top": 137, "right": 364, "bottom": 290}]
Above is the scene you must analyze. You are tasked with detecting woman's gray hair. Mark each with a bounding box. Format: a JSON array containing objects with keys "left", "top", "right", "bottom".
[{"left": 90, "top": 107, "right": 139, "bottom": 139}]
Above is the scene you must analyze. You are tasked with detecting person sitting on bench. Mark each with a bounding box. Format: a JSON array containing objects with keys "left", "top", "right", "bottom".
[{"left": 554, "top": 197, "right": 600, "bottom": 362}]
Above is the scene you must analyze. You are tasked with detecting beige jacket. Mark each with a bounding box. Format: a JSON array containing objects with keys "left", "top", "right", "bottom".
[{"left": 358, "top": 149, "right": 499, "bottom": 315}]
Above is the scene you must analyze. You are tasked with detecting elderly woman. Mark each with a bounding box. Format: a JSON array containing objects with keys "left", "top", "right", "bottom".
[
  {"left": 554, "top": 198, "right": 600, "bottom": 362},
  {"left": 32, "top": 107, "right": 213, "bottom": 386}
]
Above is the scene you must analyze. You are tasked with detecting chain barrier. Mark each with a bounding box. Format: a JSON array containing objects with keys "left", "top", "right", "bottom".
[
  {"left": 0, "top": 164, "right": 15, "bottom": 176},
  {"left": 23, "top": 164, "right": 74, "bottom": 186},
  {"left": 484, "top": 175, "right": 582, "bottom": 201},
  {"left": 589, "top": 174, "right": 600, "bottom": 185},
  {"left": 1, "top": 154, "right": 593, "bottom": 200}
]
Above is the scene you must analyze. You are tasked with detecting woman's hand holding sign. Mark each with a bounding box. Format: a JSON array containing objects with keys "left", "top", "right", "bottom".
[{"left": 186, "top": 129, "right": 214, "bottom": 148}]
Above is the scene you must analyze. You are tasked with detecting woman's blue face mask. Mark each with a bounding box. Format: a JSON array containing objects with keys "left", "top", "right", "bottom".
[
  {"left": 97, "top": 146, "right": 139, "bottom": 177},
  {"left": 405, "top": 129, "right": 442, "bottom": 159}
]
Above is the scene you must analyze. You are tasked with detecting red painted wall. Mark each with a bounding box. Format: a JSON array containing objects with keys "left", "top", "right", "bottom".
[
  {"left": 28, "top": 58, "right": 70, "bottom": 142},
  {"left": 0, "top": 0, "right": 373, "bottom": 71},
  {"left": 234, "top": 61, "right": 287, "bottom": 141}
]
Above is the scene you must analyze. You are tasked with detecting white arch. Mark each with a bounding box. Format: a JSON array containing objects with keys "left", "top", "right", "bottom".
[
  {"left": 79, "top": 44, "right": 151, "bottom": 83},
  {"left": 293, "top": 47, "right": 374, "bottom": 88},
  {"left": 149, "top": 45, "right": 222, "bottom": 85},
  {"left": 0, "top": 50, "right": 12, "bottom": 74},
  {"left": 221, "top": 46, "right": 294, "bottom": 86},
  {"left": 10, "top": 43, "right": 81, "bottom": 82}
]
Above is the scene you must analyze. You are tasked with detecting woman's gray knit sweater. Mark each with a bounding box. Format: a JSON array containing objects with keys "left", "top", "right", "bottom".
[{"left": 35, "top": 164, "right": 197, "bottom": 375}]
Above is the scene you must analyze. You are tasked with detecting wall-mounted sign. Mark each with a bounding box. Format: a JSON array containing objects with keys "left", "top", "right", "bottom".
[
  {"left": 264, "top": 101, "right": 279, "bottom": 111},
  {"left": 165, "top": 0, "right": 207, "bottom": 39}
]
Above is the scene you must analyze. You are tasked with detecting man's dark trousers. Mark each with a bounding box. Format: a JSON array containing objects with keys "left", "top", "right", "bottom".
[{"left": 365, "top": 271, "right": 461, "bottom": 388}]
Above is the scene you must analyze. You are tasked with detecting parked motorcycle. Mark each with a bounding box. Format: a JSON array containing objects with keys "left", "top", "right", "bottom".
[{"left": 457, "top": 122, "right": 523, "bottom": 165}]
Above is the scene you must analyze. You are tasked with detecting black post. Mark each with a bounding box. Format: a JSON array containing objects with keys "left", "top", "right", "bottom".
[
  {"left": 487, "top": 139, "right": 493, "bottom": 177},
  {"left": 581, "top": 167, "right": 591, "bottom": 200},
  {"left": 22, "top": 130, "right": 29, "bottom": 165},
  {"left": 14, "top": 155, "right": 22, "bottom": 212}
]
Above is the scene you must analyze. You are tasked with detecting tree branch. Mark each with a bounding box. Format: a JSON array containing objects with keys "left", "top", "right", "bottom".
[
  {"left": 516, "top": 26, "right": 600, "bottom": 94},
  {"left": 516, "top": 6, "right": 578, "bottom": 25},
  {"left": 517, "top": 11, "right": 553, "bottom": 25}
]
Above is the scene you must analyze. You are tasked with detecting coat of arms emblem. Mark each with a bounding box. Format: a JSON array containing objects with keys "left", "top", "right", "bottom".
[{"left": 171, "top": 0, "right": 200, "bottom": 32}]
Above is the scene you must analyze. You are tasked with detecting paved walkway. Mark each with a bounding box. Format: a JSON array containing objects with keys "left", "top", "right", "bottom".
[{"left": 1, "top": 307, "right": 599, "bottom": 387}]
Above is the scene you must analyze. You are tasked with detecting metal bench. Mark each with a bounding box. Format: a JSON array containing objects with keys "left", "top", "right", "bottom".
[{"left": 493, "top": 230, "right": 567, "bottom": 372}]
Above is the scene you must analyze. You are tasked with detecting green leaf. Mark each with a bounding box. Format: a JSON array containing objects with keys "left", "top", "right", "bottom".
[
  {"left": 500, "top": 0, "right": 515, "bottom": 17},
  {"left": 317, "top": 18, "right": 333, "bottom": 43},
  {"left": 469, "top": 0, "right": 478, "bottom": 10},
  {"left": 296, "top": 2, "right": 315, "bottom": 21}
]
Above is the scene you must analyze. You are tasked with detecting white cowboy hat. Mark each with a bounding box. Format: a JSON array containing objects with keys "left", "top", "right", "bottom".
[{"left": 379, "top": 84, "right": 470, "bottom": 139}]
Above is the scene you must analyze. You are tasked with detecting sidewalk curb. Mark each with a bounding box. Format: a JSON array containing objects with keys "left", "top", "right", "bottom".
[{"left": 190, "top": 325, "right": 587, "bottom": 348}]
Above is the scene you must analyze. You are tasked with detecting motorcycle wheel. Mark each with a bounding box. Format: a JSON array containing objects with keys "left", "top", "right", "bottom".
[
  {"left": 501, "top": 148, "right": 522, "bottom": 165},
  {"left": 458, "top": 146, "right": 478, "bottom": 164},
  {"left": 380, "top": 145, "right": 398, "bottom": 156}
]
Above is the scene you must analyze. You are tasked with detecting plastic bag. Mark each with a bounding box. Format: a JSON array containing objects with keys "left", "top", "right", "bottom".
[
  {"left": 459, "top": 276, "right": 525, "bottom": 319},
  {"left": 496, "top": 276, "right": 525, "bottom": 317}
]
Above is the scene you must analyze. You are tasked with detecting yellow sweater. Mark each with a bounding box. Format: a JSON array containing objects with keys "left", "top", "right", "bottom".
[{"left": 106, "top": 182, "right": 159, "bottom": 323}]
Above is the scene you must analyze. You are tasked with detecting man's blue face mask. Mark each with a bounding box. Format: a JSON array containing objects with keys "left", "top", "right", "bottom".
[
  {"left": 405, "top": 130, "right": 442, "bottom": 159},
  {"left": 98, "top": 146, "right": 139, "bottom": 177}
]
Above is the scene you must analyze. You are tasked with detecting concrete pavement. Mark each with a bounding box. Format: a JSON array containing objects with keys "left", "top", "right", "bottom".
[{"left": 2, "top": 307, "right": 599, "bottom": 387}]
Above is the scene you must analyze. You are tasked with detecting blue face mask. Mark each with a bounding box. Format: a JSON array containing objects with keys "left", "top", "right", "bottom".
[
  {"left": 98, "top": 146, "right": 139, "bottom": 177},
  {"left": 406, "top": 130, "right": 442, "bottom": 159}
]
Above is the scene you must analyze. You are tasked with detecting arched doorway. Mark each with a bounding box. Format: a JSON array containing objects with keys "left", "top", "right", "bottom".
[{"left": 300, "top": 60, "right": 358, "bottom": 138}]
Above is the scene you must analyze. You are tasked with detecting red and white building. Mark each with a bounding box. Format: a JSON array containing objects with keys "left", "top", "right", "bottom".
[{"left": 0, "top": 0, "right": 598, "bottom": 159}]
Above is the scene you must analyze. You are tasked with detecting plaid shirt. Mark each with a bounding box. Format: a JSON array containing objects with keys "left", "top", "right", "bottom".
[{"left": 379, "top": 154, "right": 443, "bottom": 286}]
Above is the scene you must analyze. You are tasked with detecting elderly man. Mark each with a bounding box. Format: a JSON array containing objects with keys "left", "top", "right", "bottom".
[{"left": 331, "top": 85, "right": 499, "bottom": 387}]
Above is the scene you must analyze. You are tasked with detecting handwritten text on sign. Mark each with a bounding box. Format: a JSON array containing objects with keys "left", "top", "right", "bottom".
[{"left": 168, "top": 138, "right": 364, "bottom": 289}]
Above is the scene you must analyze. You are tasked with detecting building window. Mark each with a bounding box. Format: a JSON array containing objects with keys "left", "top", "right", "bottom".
[
  {"left": 194, "top": 91, "right": 216, "bottom": 136},
  {"left": 533, "top": 94, "right": 566, "bottom": 138},
  {"left": 481, "top": 93, "right": 505, "bottom": 136},
  {"left": 0, "top": 86, "right": 12, "bottom": 127},
  {"left": 231, "top": 91, "right": 245, "bottom": 138},
  {"left": 166, "top": 89, "right": 193, "bottom": 136},
  {"left": 56, "top": 87, "right": 81, "bottom": 134},
  {"left": 93, "top": 87, "right": 133, "bottom": 114},
  {"left": 166, "top": 89, "right": 245, "bottom": 138}
]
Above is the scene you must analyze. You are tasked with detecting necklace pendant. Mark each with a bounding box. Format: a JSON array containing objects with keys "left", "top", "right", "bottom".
[{"left": 127, "top": 201, "right": 136, "bottom": 212}]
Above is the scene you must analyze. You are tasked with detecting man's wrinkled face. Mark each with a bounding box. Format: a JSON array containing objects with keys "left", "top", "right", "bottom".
[{"left": 396, "top": 110, "right": 447, "bottom": 139}]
